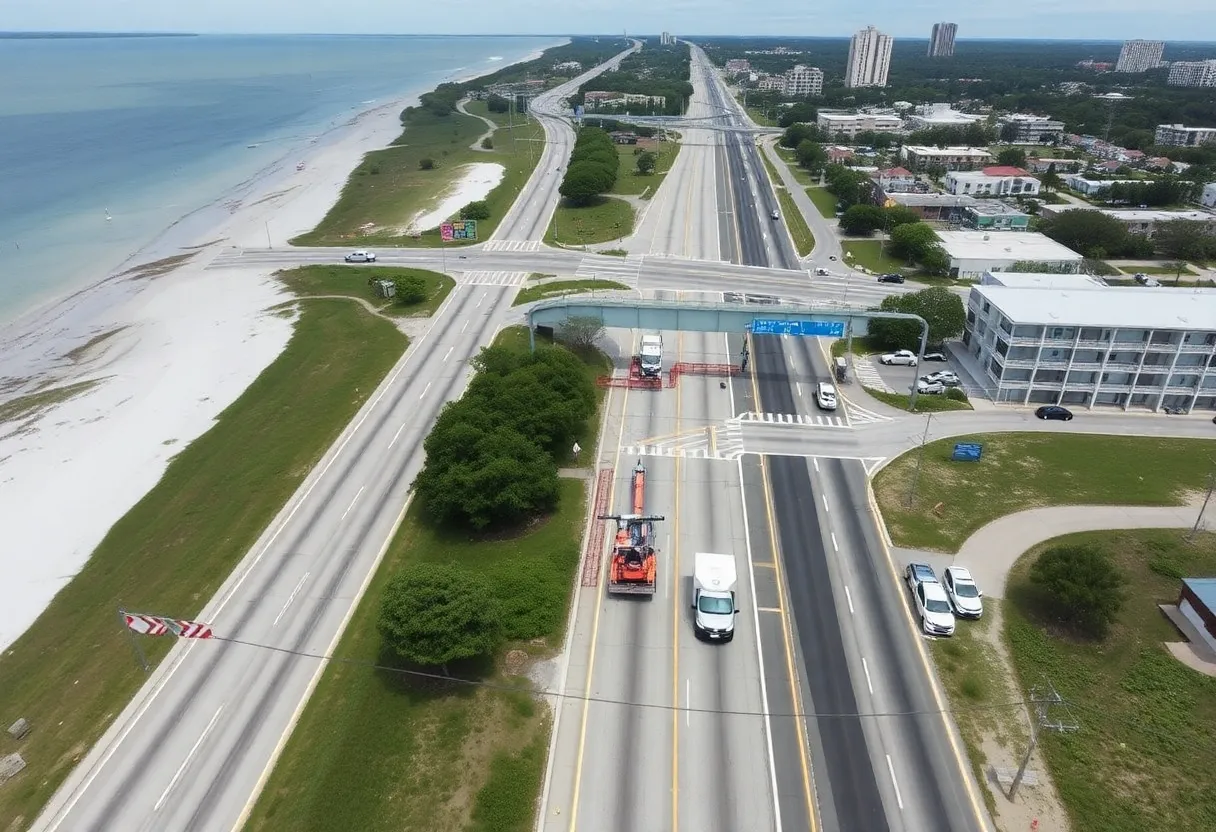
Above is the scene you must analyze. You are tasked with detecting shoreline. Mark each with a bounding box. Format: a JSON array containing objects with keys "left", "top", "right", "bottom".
[{"left": 0, "top": 38, "right": 566, "bottom": 652}]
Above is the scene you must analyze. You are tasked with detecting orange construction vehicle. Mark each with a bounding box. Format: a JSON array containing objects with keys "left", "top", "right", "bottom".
[{"left": 600, "top": 461, "right": 664, "bottom": 596}]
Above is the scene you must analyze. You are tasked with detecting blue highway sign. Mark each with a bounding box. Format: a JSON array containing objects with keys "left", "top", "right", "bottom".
[{"left": 750, "top": 318, "right": 845, "bottom": 337}]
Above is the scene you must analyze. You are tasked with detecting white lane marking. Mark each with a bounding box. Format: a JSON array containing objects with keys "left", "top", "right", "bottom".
[
  {"left": 273, "top": 572, "right": 310, "bottom": 627},
  {"left": 443, "top": 346, "right": 454, "bottom": 362},
  {"left": 735, "top": 457, "right": 784, "bottom": 832},
  {"left": 461, "top": 319, "right": 470, "bottom": 333},
  {"left": 477, "top": 291, "right": 486, "bottom": 308},
  {"left": 821, "top": 494, "right": 829, "bottom": 513},
  {"left": 665, "top": 534, "right": 672, "bottom": 600},
  {"left": 845, "top": 585, "right": 855, "bottom": 615},
  {"left": 341, "top": 485, "right": 366, "bottom": 520},
  {"left": 155, "top": 704, "right": 225, "bottom": 811},
  {"left": 831, "top": 532, "right": 838, "bottom": 552},
  {"left": 686, "top": 678, "right": 691, "bottom": 726},
  {"left": 862, "top": 657, "right": 874, "bottom": 695},
  {"left": 420, "top": 380, "right": 432, "bottom": 399},
  {"left": 42, "top": 273, "right": 469, "bottom": 829},
  {"left": 887, "top": 755, "right": 905, "bottom": 810},
  {"left": 789, "top": 354, "right": 795, "bottom": 367},
  {"left": 388, "top": 422, "right": 407, "bottom": 450},
  {"left": 812, "top": 457, "right": 820, "bottom": 472},
  {"left": 796, "top": 382, "right": 802, "bottom": 397}
]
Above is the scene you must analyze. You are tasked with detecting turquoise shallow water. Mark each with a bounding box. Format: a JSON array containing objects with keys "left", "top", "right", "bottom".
[{"left": 0, "top": 34, "right": 558, "bottom": 325}]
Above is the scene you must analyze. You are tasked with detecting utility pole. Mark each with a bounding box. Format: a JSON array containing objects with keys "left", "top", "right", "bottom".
[
  {"left": 905, "top": 413, "right": 932, "bottom": 508},
  {"left": 1189, "top": 469, "right": 1215, "bottom": 540},
  {"left": 1009, "top": 680, "right": 1079, "bottom": 800}
]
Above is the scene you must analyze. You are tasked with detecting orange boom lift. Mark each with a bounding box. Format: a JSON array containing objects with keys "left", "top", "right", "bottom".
[{"left": 600, "top": 461, "right": 664, "bottom": 596}]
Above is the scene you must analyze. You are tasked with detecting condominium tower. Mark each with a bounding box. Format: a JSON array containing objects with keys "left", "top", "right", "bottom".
[
  {"left": 845, "top": 25, "right": 893, "bottom": 88},
  {"left": 1168, "top": 60, "right": 1216, "bottom": 88},
  {"left": 1115, "top": 40, "right": 1165, "bottom": 73},
  {"left": 928, "top": 22, "right": 958, "bottom": 58}
]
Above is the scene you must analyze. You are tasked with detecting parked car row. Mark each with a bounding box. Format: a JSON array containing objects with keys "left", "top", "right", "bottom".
[
  {"left": 879, "top": 349, "right": 949, "bottom": 367},
  {"left": 904, "top": 563, "right": 984, "bottom": 637}
]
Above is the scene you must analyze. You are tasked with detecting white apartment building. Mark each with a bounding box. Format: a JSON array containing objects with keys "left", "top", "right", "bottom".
[
  {"left": 1167, "top": 60, "right": 1216, "bottom": 88},
  {"left": 1155, "top": 123, "right": 1216, "bottom": 147},
  {"left": 963, "top": 282, "right": 1216, "bottom": 411},
  {"left": 905, "top": 103, "right": 986, "bottom": 130},
  {"left": 724, "top": 59, "right": 751, "bottom": 74},
  {"left": 945, "top": 167, "right": 1041, "bottom": 197},
  {"left": 783, "top": 65, "right": 824, "bottom": 97},
  {"left": 817, "top": 112, "right": 903, "bottom": 138},
  {"left": 929, "top": 23, "right": 958, "bottom": 58},
  {"left": 936, "top": 231, "right": 1083, "bottom": 280},
  {"left": 1062, "top": 175, "right": 1141, "bottom": 197},
  {"left": 900, "top": 145, "right": 993, "bottom": 171},
  {"left": 757, "top": 75, "right": 784, "bottom": 92},
  {"left": 1115, "top": 40, "right": 1165, "bottom": 73},
  {"left": 845, "top": 26, "right": 893, "bottom": 88},
  {"left": 999, "top": 114, "right": 1065, "bottom": 143},
  {"left": 660, "top": 32, "right": 676, "bottom": 46}
]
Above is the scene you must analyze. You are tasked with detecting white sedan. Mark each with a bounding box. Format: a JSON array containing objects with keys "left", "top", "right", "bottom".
[
  {"left": 943, "top": 566, "right": 984, "bottom": 619},
  {"left": 921, "top": 370, "right": 961, "bottom": 386},
  {"left": 904, "top": 562, "right": 955, "bottom": 637},
  {"left": 914, "top": 379, "right": 945, "bottom": 395},
  {"left": 880, "top": 349, "right": 918, "bottom": 366},
  {"left": 344, "top": 250, "right": 377, "bottom": 263}
]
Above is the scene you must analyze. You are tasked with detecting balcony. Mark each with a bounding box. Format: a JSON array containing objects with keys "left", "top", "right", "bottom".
[
  {"left": 1180, "top": 343, "right": 1216, "bottom": 353},
  {"left": 1002, "top": 359, "right": 1036, "bottom": 369},
  {"left": 1145, "top": 341, "right": 1181, "bottom": 352},
  {"left": 1075, "top": 339, "right": 1112, "bottom": 349},
  {"left": 1037, "top": 358, "right": 1070, "bottom": 368},
  {"left": 1103, "top": 361, "right": 1142, "bottom": 371},
  {"left": 1132, "top": 385, "right": 1167, "bottom": 395},
  {"left": 1010, "top": 335, "right": 1041, "bottom": 346},
  {"left": 1167, "top": 385, "right": 1199, "bottom": 395},
  {"left": 1097, "top": 383, "right": 1132, "bottom": 392},
  {"left": 1066, "top": 361, "right": 1103, "bottom": 371},
  {"left": 1030, "top": 381, "right": 1065, "bottom": 391}
]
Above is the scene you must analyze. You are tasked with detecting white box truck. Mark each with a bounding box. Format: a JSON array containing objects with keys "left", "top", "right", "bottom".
[
  {"left": 639, "top": 334, "right": 663, "bottom": 377},
  {"left": 691, "top": 552, "right": 738, "bottom": 642}
]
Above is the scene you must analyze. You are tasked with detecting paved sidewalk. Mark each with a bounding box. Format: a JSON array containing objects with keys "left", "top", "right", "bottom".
[{"left": 899, "top": 501, "right": 1209, "bottom": 599}]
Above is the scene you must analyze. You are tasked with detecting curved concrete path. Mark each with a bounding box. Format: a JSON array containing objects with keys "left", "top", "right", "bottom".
[
  {"left": 455, "top": 98, "right": 497, "bottom": 151},
  {"left": 897, "top": 499, "right": 1209, "bottom": 600}
]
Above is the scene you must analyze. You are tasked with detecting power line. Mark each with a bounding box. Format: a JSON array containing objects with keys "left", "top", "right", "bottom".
[{"left": 213, "top": 635, "right": 1028, "bottom": 722}]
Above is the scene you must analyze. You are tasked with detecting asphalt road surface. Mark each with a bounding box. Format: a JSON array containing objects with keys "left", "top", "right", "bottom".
[{"left": 30, "top": 46, "right": 636, "bottom": 832}]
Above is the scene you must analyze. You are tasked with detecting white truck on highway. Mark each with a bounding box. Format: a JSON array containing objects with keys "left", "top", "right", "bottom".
[
  {"left": 691, "top": 552, "right": 738, "bottom": 642},
  {"left": 639, "top": 334, "right": 663, "bottom": 377}
]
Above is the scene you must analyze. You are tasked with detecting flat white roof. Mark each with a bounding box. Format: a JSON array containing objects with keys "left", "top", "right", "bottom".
[
  {"left": 937, "top": 230, "right": 1083, "bottom": 262},
  {"left": 981, "top": 272, "right": 1107, "bottom": 289},
  {"left": 1041, "top": 205, "right": 1216, "bottom": 223},
  {"left": 904, "top": 145, "right": 993, "bottom": 157},
  {"left": 975, "top": 285, "right": 1216, "bottom": 329}
]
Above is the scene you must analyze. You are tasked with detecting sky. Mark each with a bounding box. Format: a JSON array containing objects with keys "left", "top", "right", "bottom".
[{"left": 3, "top": 0, "right": 1215, "bottom": 42}]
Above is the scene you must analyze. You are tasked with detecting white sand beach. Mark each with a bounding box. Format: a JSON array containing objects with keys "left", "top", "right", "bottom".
[
  {"left": 0, "top": 45, "right": 556, "bottom": 651},
  {"left": 408, "top": 162, "right": 506, "bottom": 232}
]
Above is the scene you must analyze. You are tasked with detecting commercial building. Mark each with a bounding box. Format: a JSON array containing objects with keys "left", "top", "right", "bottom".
[
  {"left": 1062, "top": 175, "right": 1141, "bottom": 197},
  {"left": 1203, "top": 183, "right": 1216, "bottom": 209},
  {"left": 1115, "top": 40, "right": 1165, "bottom": 73},
  {"left": 1037, "top": 205, "right": 1216, "bottom": 237},
  {"left": 844, "top": 25, "right": 893, "bottom": 88},
  {"left": 962, "top": 281, "right": 1216, "bottom": 411},
  {"left": 963, "top": 202, "right": 1031, "bottom": 231},
  {"left": 999, "top": 114, "right": 1065, "bottom": 144},
  {"left": 900, "top": 145, "right": 993, "bottom": 171},
  {"left": 724, "top": 59, "right": 751, "bottom": 75},
  {"left": 1155, "top": 123, "right": 1216, "bottom": 147},
  {"left": 936, "top": 230, "right": 1083, "bottom": 280},
  {"left": 945, "top": 166, "right": 1042, "bottom": 197},
  {"left": 904, "top": 103, "right": 986, "bottom": 130},
  {"left": 782, "top": 65, "right": 825, "bottom": 97},
  {"left": 928, "top": 23, "right": 958, "bottom": 58},
  {"left": 880, "top": 193, "right": 979, "bottom": 221},
  {"left": 817, "top": 111, "right": 902, "bottom": 138},
  {"left": 871, "top": 167, "right": 917, "bottom": 193},
  {"left": 1167, "top": 60, "right": 1216, "bottom": 88}
]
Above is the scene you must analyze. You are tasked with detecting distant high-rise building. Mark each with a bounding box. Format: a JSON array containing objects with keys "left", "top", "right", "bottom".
[
  {"left": 659, "top": 32, "right": 676, "bottom": 46},
  {"left": 783, "top": 65, "right": 824, "bottom": 97},
  {"left": 1115, "top": 40, "right": 1165, "bottom": 73},
  {"left": 928, "top": 23, "right": 958, "bottom": 58},
  {"left": 845, "top": 25, "right": 893, "bottom": 88},
  {"left": 1168, "top": 60, "right": 1216, "bottom": 88}
]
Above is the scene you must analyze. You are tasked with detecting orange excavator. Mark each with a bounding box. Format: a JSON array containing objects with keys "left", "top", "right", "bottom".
[{"left": 600, "top": 461, "right": 664, "bottom": 596}]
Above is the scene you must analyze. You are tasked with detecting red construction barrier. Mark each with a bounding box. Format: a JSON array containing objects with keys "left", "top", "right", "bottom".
[
  {"left": 596, "top": 360, "right": 741, "bottom": 390},
  {"left": 666, "top": 362, "right": 741, "bottom": 387},
  {"left": 581, "top": 467, "right": 616, "bottom": 587}
]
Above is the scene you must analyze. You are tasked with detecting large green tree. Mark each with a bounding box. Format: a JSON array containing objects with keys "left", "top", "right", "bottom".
[
  {"left": 379, "top": 565, "right": 502, "bottom": 668},
  {"left": 839, "top": 204, "right": 887, "bottom": 236},
  {"left": 1153, "top": 219, "right": 1216, "bottom": 262},
  {"left": 866, "top": 286, "right": 966, "bottom": 350},
  {"left": 997, "top": 147, "right": 1028, "bottom": 168},
  {"left": 1030, "top": 544, "right": 1127, "bottom": 638},
  {"left": 883, "top": 205, "right": 923, "bottom": 231},
  {"left": 1039, "top": 209, "right": 1141, "bottom": 259},
  {"left": 795, "top": 139, "right": 828, "bottom": 174},
  {"left": 780, "top": 123, "right": 818, "bottom": 149},
  {"left": 888, "top": 222, "right": 940, "bottom": 262}
]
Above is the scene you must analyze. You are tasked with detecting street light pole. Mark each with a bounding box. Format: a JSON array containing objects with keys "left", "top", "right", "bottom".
[{"left": 905, "top": 413, "right": 933, "bottom": 508}]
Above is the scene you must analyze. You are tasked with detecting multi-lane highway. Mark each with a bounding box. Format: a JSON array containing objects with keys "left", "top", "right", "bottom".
[{"left": 29, "top": 44, "right": 637, "bottom": 832}]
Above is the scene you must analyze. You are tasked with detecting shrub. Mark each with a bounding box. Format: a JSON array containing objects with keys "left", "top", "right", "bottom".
[
  {"left": 1030, "top": 544, "right": 1128, "bottom": 638},
  {"left": 945, "top": 387, "right": 968, "bottom": 402},
  {"left": 461, "top": 200, "right": 491, "bottom": 221},
  {"left": 394, "top": 276, "right": 428, "bottom": 305},
  {"left": 480, "top": 136, "right": 493, "bottom": 150},
  {"left": 378, "top": 565, "right": 502, "bottom": 667},
  {"left": 419, "top": 157, "right": 436, "bottom": 171}
]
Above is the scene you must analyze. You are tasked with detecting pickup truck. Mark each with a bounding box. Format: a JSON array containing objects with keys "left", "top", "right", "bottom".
[{"left": 344, "top": 250, "right": 377, "bottom": 263}]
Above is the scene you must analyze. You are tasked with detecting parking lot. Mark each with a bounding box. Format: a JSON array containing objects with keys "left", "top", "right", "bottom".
[{"left": 870, "top": 349, "right": 959, "bottom": 397}]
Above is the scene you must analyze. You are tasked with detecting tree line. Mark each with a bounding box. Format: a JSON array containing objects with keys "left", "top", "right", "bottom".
[
  {"left": 558, "top": 127, "right": 620, "bottom": 206},
  {"left": 1038, "top": 208, "right": 1216, "bottom": 262},
  {"left": 578, "top": 41, "right": 693, "bottom": 117}
]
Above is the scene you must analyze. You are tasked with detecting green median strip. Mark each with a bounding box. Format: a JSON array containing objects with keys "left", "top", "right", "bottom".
[
  {"left": 278, "top": 265, "right": 455, "bottom": 317},
  {"left": 512, "top": 278, "right": 630, "bottom": 306},
  {"left": 775, "top": 188, "right": 814, "bottom": 257},
  {"left": 0, "top": 300, "right": 407, "bottom": 824},
  {"left": 873, "top": 433, "right": 1216, "bottom": 553},
  {"left": 612, "top": 140, "right": 681, "bottom": 198},
  {"left": 863, "top": 385, "right": 972, "bottom": 414},
  {"left": 245, "top": 325, "right": 611, "bottom": 832},
  {"left": 806, "top": 186, "right": 837, "bottom": 219},
  {"left": 547, "top": 195, "right": 635, "bottom": 247}
]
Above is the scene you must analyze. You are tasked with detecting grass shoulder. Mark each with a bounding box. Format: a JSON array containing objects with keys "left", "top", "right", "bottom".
[
  {"left": 513, "top": 278, "right": 630, "bottom": 306},
  {"left": 279, "top": 265, "right": 455, "bottom": 317},
  {"left": 1004, "top": 528, "right": 1216, "bottom": 832},
  {"left": 806, "top": 186, "right": 838, "bottom": 219},
  {"left": 775, "top": 188, "right": 814, "bottom": 257},
  {"left": 773, "top": 146, "right": 816, "bottom": 187},
  {"left": 864, "top": 386, "right": 973, "bottom": 413},
  {"left": 873, "top": 433, "right": 1216, "bottom": 553},
  {"left": 612, "top": 140, "right": 680, "bottom": 198},
  {"left": 0, "top": 301, "right": 406, "bottom": 824},
  {"left": 244, "top": 326, "right": 610, "bottom": 832},
  {"left": 546, "top": 195, "right": 634, "bottom": 247},
  {"left": 841, "top": 239, "right": 908, "bottom": 274}
]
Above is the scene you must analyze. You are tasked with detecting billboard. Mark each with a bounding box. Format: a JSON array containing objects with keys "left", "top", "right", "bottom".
[{"left": 440, "top": 220, "right": 477, "bottom": 242}]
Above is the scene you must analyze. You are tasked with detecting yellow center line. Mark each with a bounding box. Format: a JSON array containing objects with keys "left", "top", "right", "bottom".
[
  {"left": 749, "top": 332, "right": 820, "bottom": 832},
  {"left": 671, "top": 303, "right": 684, "bottom": 832},
  {"left": 566, "top": 332, "right": 635, "bottom": 832}
]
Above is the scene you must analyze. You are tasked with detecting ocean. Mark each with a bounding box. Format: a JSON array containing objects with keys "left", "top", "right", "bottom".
[{"left": 0, "top": 34, "right": 561, "bottom": 327}]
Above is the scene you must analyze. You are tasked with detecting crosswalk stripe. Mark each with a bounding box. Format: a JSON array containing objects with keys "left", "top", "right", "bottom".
[
  {"left": 738, "top": 412, "right": 848, "bottom": 428},
  {"left": 462, "top": 271, "right": 527, "bottom": 286},
  {"left": 481, "top": 239, "right": 541, "bottom": 252}
]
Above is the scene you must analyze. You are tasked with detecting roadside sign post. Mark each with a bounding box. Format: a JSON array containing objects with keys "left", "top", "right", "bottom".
[
  {"left": 440, "top": 221, "right": 477, "bottom": 273},
  {"left": 749, "top": 318, "right": 846, "bottom": 338},
  {"left": 952, "top": 443, "right": 983, "bottom": 462}
]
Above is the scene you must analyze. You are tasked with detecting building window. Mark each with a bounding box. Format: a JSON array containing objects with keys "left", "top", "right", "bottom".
[{"left": 982, "top": 300, "right": 991, "bottom": 314}]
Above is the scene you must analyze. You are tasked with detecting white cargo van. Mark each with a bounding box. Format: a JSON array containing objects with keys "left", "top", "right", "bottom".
[
  {"left": 691, "top": 552, "right": 738, "bottom": 642},
  {"left": 639, "top": 334, "right": 663, "bottom": 377}
]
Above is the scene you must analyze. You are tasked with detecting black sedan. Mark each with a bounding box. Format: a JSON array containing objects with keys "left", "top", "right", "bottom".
[
  {"left": 1035, "top": 405, "right": 1074, "bottom": 421},
  {"left": 877, "top": 273, "right": 905, "bottom": 284}
]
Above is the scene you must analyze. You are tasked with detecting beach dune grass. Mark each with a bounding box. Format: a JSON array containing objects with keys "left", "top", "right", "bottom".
[
  {"left": 278, "top": 265, "right": 455, "bottom": 316},
  {"left": 292, "top": 100, "right": 543, "bottom": 248},
  {"left": 0, "top": 301, "right": 406, "bottom": 824},
  {"left": 873, "top": 433, "right": 1216, "bottom": 553},
  {"left": 547, "top": 195, "right": 635, "bottom": 247}
]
